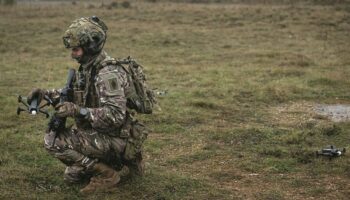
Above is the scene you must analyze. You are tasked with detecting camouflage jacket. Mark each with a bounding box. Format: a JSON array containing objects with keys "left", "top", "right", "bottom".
[{"left": 48, "top": 51, "right": 130, "bottom": 135}]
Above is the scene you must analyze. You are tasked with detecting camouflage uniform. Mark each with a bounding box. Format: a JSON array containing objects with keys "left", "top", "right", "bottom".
[{"left": 39, "top": 17, "right": 146, "bottom": 186}]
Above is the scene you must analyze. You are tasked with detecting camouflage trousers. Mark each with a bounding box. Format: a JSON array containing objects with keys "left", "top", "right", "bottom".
[{"left": 44, "top": 127, "right": 128, "bottom": 183}]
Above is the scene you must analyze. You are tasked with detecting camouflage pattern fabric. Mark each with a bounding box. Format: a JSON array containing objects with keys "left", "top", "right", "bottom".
[
  {"left": 44, "top": 50, "right": 146, "bottom": 182},
  {"left": 62, "top": 17, "right": 107, "bottom": 51},
  {"left": 87, "top": 53, "right": 129, "bottom": 134},
  {"left": 45, "top": 126, "right": 127, "bottom": 183}
]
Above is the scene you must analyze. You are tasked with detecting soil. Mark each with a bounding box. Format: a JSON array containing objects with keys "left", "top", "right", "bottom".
[{"left": 314, "top": 104, "right": 350, "bottom": 122}]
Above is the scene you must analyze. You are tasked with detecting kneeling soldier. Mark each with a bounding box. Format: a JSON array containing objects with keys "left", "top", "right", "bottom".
[{"left": 27, "top": 16, "right": 150, "bottom": 194}]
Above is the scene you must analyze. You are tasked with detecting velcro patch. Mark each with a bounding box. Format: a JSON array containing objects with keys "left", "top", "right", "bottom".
[
  {"left": 108, "top": 78, "right": 119, "bottom": 91},
  {"left": 99, "top": 72, "right": 120, "bottom": 92}
]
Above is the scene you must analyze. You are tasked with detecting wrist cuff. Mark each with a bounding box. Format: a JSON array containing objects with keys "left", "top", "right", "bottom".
[{"left": 78, "top": 107, "right": 90, "bottom": 120}]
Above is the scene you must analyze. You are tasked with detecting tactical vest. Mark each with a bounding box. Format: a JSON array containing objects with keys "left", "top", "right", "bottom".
[{"left": 73, "top": 64, "right": 99, "bottom": 108}]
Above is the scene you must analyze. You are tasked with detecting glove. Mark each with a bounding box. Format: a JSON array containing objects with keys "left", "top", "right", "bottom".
[
  {"left": 27, "top": 88, "right": 46, "bottom": 105},
  {"left": 55, "top": 102, "right": 90, "bottom": 119},
  {"left": 55, "top": 102, "right": 80, "bottom": 118}
]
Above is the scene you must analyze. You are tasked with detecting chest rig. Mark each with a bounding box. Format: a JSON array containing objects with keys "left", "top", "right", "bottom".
[
  {"left": 73, "top": 67, "right": 99, "bottom": 108},
  {"left": 73, "top": 53, "right": 107, "bottom": 108}
]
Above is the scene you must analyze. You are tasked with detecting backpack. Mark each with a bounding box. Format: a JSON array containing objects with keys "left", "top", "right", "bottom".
[{"left": 99, "top": 56, "right": 157, "bottom": 114}]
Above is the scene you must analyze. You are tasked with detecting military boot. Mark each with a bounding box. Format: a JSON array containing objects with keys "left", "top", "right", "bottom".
[{"left": 80, "top": 163, "right": 129, "bottom": 194}]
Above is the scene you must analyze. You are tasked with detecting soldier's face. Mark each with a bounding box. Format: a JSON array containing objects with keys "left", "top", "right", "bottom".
[{"left": 71, "top": 47, "right": 84, "bottom": 62}]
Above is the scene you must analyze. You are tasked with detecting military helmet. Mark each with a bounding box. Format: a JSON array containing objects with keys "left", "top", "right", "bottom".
[{"left": 63, "top": 16, "right": 108, "bottom": 55}]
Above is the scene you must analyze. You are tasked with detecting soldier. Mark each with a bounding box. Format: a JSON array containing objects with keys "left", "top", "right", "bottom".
[{"left": 26, "top": 16, "right": 151, "bottom": 194}]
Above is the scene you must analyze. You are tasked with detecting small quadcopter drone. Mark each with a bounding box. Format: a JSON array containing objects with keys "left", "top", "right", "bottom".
[
  {"left": 316, "top": 145, "right": 346, "bottom": 158},
  {"left": 17, "top": 94, "right": 53, "bottom": 118}
]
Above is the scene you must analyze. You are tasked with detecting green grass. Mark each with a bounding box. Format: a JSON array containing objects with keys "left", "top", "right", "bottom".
[{"left": 1, "top": 0, "right": 350, "bottom": 199}]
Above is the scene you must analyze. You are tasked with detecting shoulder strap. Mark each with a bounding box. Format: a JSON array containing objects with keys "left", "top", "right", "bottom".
[{"left": 98, "top": 57, "right": 130, "bottom": 74}]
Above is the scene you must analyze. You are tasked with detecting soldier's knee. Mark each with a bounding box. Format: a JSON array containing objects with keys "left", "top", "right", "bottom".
[
  {"left": 44, "top": 132, "right": 70, "bottom": 153},
  {"left": 43, "top": 133, "right": 85, "bottom": 166},
  {"left": 44, "top": 132, "right": 59, "bottom": 152},
  {"left": 44, "top": 131, "right": 56, "bottom": 149},
  {"left": 43, "top": 139, "right": 62, "bottom": 157}
]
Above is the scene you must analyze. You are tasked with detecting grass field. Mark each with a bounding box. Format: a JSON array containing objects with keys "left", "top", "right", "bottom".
[{"left": 0, "top": 0, "right": 350, "bottom": 199}]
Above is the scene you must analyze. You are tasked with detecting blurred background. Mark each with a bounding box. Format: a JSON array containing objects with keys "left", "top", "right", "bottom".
[{"left": 0, "top": 0, "right": 349, "bottom": 199}]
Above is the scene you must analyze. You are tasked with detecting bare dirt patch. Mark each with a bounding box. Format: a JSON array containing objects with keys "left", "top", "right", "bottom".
[
  {"left": 270, "top": 101, "right": 350, "bottom": 128},
  {"left": 314, "top": 104, "right": 350, "bottom": 122}
]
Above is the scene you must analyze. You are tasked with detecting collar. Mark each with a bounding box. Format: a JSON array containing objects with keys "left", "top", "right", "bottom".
[{"left": 80, "top": 51, "right": 108, "bottom": 71}]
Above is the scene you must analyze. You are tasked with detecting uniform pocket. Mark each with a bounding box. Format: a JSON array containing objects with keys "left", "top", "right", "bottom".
[
  {"left": 131, "top": 121, "right": 148, "bottom": 140},
  {"left": 123, "top": 121, "right": 148, "bottom": 160}
]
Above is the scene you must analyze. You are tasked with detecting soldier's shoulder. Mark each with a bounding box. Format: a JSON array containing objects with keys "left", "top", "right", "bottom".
[{"left": 98, "top": 57, "right": 127, "bottom": 75}]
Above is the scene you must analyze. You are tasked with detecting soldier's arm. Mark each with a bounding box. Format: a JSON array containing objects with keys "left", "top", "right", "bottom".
[{"left": 87, "top": 66, "right": 128, "bottom": 131}]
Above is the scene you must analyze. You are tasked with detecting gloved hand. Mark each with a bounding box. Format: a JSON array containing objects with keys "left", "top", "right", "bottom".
[
  {"left": 55, "top": 102, "right": 80, "bottom": 118},
  {"left": 55, "top": 102, "right": 90, "bottom": 119},
  {"left": 27, "top": 88, "right": 46, "bottom": 105}
]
